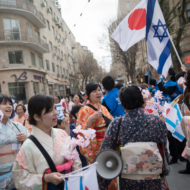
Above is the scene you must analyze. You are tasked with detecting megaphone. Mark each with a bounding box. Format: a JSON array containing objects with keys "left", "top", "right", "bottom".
[{"left": 95, "top": 149, "right": 123, "bottom": 180}]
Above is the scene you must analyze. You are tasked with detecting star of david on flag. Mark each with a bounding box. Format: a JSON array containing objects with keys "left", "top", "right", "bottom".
[
  {"left": 146, "top": 0, "right": 172, "bottom": 78},
  {"left": 111, "top": 0, "right": 172, "bottom": 78},
  {"left": 153, "top": 19, "right": 168, "bottom": 43}
]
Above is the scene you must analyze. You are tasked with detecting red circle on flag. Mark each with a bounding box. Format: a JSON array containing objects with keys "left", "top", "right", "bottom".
[{"left": 128, "top": 8, "right": 146, "bottom": 30}]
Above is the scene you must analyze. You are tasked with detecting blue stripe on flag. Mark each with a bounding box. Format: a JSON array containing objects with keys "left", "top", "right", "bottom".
[
  {"left": 56, "top": 105, "right": 62, "bottom": 107},
  {"left": 65, "top": 181, "right": 68, "bottom": 190},
  {"left": 157, "top": 40, "right": 171, "bottom": 74},
  {"left": 146, "top": 0, "right": 156, "bottom": 40},
  {"left": 165, "top": 118, "right": 176, "bottom": 129},
  {"left": 173, "top": 131, "right": 185, "bottom": 141},
  {"left": 174, "top": 104, "right": 182, "bottom": 121},
  {"left": 80, "top": 177, "right": 84, "bottom": 190}
]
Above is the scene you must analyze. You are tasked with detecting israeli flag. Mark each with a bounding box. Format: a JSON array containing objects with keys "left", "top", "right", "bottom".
[
  {"left": 146, "top": 0, "right": 172, "bottom": 78},
  {"left": 56, "top": 103, "right": 64, "bottom": 119},
  {"left": 164, "top": 103, "right": 185, "bottom": 142}
]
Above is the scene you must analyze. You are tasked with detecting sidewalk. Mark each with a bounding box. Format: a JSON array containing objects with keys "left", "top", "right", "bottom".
[{"left": 167, "top": 161, "right": 190, "bottom": 190}]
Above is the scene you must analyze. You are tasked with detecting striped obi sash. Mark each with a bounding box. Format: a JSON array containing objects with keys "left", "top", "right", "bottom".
[{"left": 94, "top": 124, "right": 107, "bottom": 139}]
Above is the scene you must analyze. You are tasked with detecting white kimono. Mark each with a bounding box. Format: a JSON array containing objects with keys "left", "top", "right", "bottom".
[
  {"left": 0, "top": 120, "right": 30, "bottom": 189},
  {"left": 12, "top": 127, "right": 82, "bottom": 190}
]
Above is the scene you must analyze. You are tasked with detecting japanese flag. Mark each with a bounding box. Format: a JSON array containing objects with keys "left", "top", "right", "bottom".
[{"left": 111, "top": 0, "right": 147, "bottom": 51}]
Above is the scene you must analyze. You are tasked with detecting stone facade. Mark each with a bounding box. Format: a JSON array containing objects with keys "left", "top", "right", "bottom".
[
  {"left": 0, "top": 0, "right": 95, "bottom": 102},
  {"left": 169, "top": 0, "right": 190, "bottom": 66}
]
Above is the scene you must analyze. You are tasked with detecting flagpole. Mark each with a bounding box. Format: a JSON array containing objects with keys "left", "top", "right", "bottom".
[
  {"left": 65, "top": 162, "right": 98, "bottom": 176},
  {"left": 167, "top": 30, "right": 183, "bottom": 66}
]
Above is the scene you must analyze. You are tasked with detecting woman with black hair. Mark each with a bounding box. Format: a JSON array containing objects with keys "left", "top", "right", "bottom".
[
  {"left": 72, "top": 94, "right": 82, "bottom": 107},
  {"left": 145, "top": 65, "right": 182, "bottom": 104},
  {"left": 0, "top": 94, "right": 30, "bottom": 190},
  {"left": 98, "top": 85, "right": 169, "bottom": 190},
  {"left": 76, "top": 82, "right": 118, "bottom": 189},
  {"left": 12, "top": 94, "right": 81, "bottom": 189}
]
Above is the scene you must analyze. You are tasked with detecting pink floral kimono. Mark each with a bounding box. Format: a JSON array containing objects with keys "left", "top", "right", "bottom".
[{"left": 12, "top": 127, "right": 81, "bottom": 190}]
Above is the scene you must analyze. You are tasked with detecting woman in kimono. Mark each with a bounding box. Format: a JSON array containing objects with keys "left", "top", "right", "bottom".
[
  {"left": 76, "top": 82, "right": 118, "bottom": 189},
  {"left": 98, "top": 86, "right": 169, "bottom": 190},
  {"left": 12, "top": 94, "right": 81, "bottom": 190},
  {"left": 0, "top": 94, "right": 30, "bottom": 190}
]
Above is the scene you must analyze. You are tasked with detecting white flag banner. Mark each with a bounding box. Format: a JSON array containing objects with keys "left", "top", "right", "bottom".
[
  {"left": 164, "top": 103, "right": 185, "bottom": 142},
  {"left": 83, "top": 165, "right": 99, "bottom": 190},
  {"left": 111, "top": 0, "right": 147, "bottom": 52},
  {"left": 112, "top": 0, "right": 172, "bottom": 78},
  {"left": 64, "top": 176, "right": 83, "bottom": 190},
  {"left": 146, "top": 0, "right": 172, "bottom": 78},
  {"left": 64, "top": 165, "right": 99, "bottom": 190}
]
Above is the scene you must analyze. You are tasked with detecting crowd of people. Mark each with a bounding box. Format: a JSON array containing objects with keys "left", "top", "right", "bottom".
[{"left": 0, "top": 65, "right": 190, "bottom": 190}]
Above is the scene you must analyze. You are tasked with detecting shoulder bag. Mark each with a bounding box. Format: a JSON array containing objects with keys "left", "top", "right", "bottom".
[
  {"left": 86, "top": 104, "right": 112, "bottom": 126},
  {"left": 28, "top": 135, "right": 64, "bottom": 190}
]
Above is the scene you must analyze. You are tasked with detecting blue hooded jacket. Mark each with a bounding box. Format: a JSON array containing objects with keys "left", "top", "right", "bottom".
[{"left": 102, "top": 88, "right": 125, "bottom": 118}]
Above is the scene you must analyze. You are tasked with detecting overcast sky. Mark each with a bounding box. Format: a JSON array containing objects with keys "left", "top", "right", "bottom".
[{"left": 60, "top": 0, "right": 118, "bottom": 71}]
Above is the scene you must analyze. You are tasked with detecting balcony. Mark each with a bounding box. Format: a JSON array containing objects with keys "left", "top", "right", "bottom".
[
  {"left": 0, "top": 0, "right": 46, "bottom": 28},
  {"left": 0, "top": 30, "right": 50, "bottom": 53}
]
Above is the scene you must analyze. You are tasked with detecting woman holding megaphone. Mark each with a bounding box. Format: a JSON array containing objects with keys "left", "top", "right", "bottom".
[
  {"left": 98, "top": 85, "right": 169, "bottom": 190},
  {"left": 76, "top": 82, "right": 118, "bottom": 189}
]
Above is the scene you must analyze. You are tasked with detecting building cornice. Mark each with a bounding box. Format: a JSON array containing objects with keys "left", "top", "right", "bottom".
[{"left": 0, "top": 67, "right": 47, "bottom": 74}]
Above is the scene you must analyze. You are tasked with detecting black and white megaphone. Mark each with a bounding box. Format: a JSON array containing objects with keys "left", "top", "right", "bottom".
[{"left": 95, "top": 149, "right": 123, "bottom": 180}]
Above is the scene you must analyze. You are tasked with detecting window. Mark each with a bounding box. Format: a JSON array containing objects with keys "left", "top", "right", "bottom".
[
  {"left": 27, "top": 23, "right": 33, "bottom": 37},
  {"left": 47, "top": 20, "right": 50, "bottom": 30},
  {"left": 52, "top": 62, "right": 55, "bottom": 72},
  {"left": 3, "top": 19, "right": 20, "bottom": 40},
  {"left": 48, "top": 85, "right": 53, "bottom": 95},
  {"left": 35, "top": 31, "right": 40, "bottom": 44},
  {"left": 61, "top": 51, "right": 63, "bottom": 58},
  {"left": 186, "top": 3, "right": 190, "bottom": 22},
  {"left": 57, "top": 65, "right": 59, "bottom": 74},
  {"left": 126, "top": 2, "right": 130, "bottom": 9},
  {"left": 52, "top": 26, "right": 55, "bottom": 35},
  {"left": 31, "top": 53, "right": 35, "bottom": 66},
  {"left": 49, "top": 41, "right": 52, "bottom": 51},
  {"left": 41, "top": 83, "right": 46, "bottom": 94},
  {"left": 39, "top": 57, "right": 44, "bottom": 68},
  {"left": 63, "top": 68, "right": 65, "bottom": 77},
  {"left": 33, "top": 82, "right": 39, "bottom": 95},
  {"left": 1, "top": 0, "right": 16, "bottom": 6},
  {"left": 8, "top": 51, "right": 23, "bottom": 64},
  {"left": 46, "top": 60, "right": 50, "bottom": 70},
  {"left": 60, "top": 66, "right": 62, "bottom": 75},
  {"left": 8, "top": 82, "right": 26, "bottom": 102},
  {"left": 54, "top": 84, "right": 58, "bottom": 96},
  {"left": 59, "top": 85, "right": 64, "bottom": 96}
]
